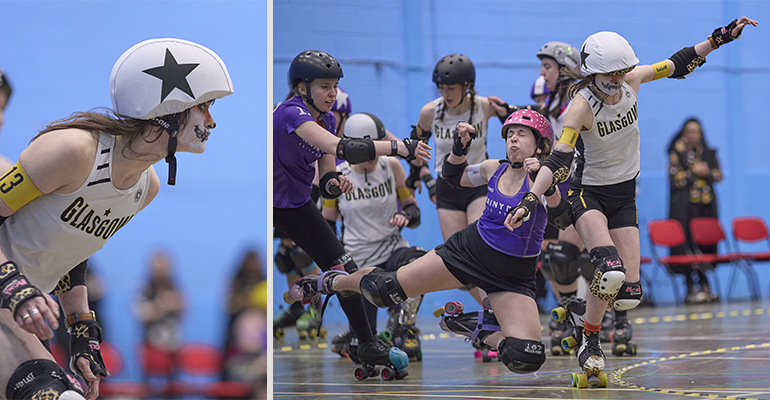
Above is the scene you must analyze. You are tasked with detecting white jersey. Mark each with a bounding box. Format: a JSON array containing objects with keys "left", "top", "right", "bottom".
[
  {"left": 0, "top": 132, "right": 151, "bottom": 293},
  {"left": 573, "top": 82, "right": 640, "bottom": 186},
  {"left": 431, "top": 95, "right": 488, "bottom": 175},
  {"left": 547, "top": 94, "right": 569, "bottom": 141},
  {"left": 329, "top": 157, "right": 409, "bottom": 269}
]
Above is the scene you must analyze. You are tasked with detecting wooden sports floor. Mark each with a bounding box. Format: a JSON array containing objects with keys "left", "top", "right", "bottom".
[{"left": 273, "top": 299, "right": 770, "bottom": 400}]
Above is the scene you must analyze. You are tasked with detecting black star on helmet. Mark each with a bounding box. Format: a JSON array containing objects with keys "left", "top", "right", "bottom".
[
  {"left": 143, "top": 49, "right": 200, "bottom": 102},
  {"left": 580, "top": 43, "right": 589, "bottom": 67}
]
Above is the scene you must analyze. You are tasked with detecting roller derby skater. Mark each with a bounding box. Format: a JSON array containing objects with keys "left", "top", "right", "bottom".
[
  {"left": 295, "top": 298, "right": 327, "bottom": 340},
  {"left": 295, "top": 113, "right": 560, "bottom": 376},
  {"left": 609, "top": 310, "right": 637, "bottom": 356},
  {"left": 379, "top": 296, "right": 424, "bottom": 361},
  {"left": 552, "top": 298, "right": 608, "bottom": 388},
  {"left": 273, "top": 305, "right": 304, "bottom": 340}
]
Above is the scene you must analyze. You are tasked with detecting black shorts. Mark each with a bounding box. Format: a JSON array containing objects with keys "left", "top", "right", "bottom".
[
  {"left": 568, "top": 178, "right": 638, "bottom": 230},
  {"left": 435, "top": 221, "right": 537, "bottom": 298},
  {"left": 436, "top": 177, "right": 487, "bottom": 211}
]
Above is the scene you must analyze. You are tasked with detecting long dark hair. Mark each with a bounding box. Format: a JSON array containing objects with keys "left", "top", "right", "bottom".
[
  {"left": 544, "top": 66, "right": 576, "bottom": 120},
  {"left": 667, "top": 117, "right": 709, "bottom": 153}
]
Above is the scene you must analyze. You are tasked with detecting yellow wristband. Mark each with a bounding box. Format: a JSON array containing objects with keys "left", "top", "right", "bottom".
[
  {"left": 397, "top": 186, "right": 412, "bottom": 201},
  {"left": 322, "top": 198, "right": 338, "bottom": 209},
  {"left": 0, "top": 161, "right": 43, "bottom": 211},
  {"left": 651, "top": 61, "right": 670, "bottom": 80},
  {"left": 557, "top": 127, "right": 579, "bottom": 148}
]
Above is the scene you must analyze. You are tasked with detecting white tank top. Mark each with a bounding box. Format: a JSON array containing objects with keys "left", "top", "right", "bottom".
[
  {"left": 331, "top": 157, "right": 409, "bottom": 269},
  {"left": 431, "top": 95, "right": 488, "bottom": 175},
  {"left": 0, "top": 132, "right": 151, "bottom": 293},
  {"left": 573, "top": 82, "right": 640, "bottom": 186}
]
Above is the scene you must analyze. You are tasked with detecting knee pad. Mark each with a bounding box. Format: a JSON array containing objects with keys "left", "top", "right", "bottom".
[
  {"left": 290, "top": 246, "right": 315, "bottom": 273},
  {"left": 396, "top": 246, "right": 427, "bottom": 269},
  {"left": 274, "top": 243, "right": 297, "bottom": 275},
  {"left": 542, "top": 241, "right": 581, "bottom": 285},
  {"left": 497, "top": 337, "right": 546, "bottom": 374},
  {"left": 331, "top": 253, "right": 358, "bottom": 274},
  {"left": 6, "top": 359, "right": 86, "bottom": 400},
  {"left": 359, "top": 268, "right": 406, "bottom": 308},
  {"left": 588, "top": 246, "right": 626, "bottom": 301},
  {"left": 612, "top": 281, "right": 643, "bottom": 311},
  {"left": 577, "top": 250, "right": 593, "bottom": 281}
]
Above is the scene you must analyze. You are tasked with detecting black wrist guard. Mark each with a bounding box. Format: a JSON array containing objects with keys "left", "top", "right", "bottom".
[
  {"left": 668, "top": 46, "right": 706, "bottom": 79},
  {"left": 405, "top": 165, "right": 421, "bottom": 190},
  {"left": 496, "top": 102, "right": 514, "bottom": 124},
  {"left": 0, "top": 261, "right": 44, "bottom": 317},
  {"left": 421, "top": 174, "right": 437, "bottom": 198},
  {"left": 68, "top": 319, "right": 108, "bottom": 379},
  {"left": 542, "top": 149, "right": 573, "bottom": 185},
  {"left": 402, "top": 203, "right": 421, "bottom": 228},
  {"left": 508, "top": 191, "right": 539, "bottom": 223},
  {"left": 401, "top": 138, "right": 419, "bottom": 162},
  {"left": 548, "top": 197, "right": 574, "bottom": 230},
  {"left": 411, "top": 125, "right": 431, "bottom": 141},
  {"left": 528, "top": 160, "right": 543, "bottom": 182},
  {"left": 709, "top": 19, "right": 740, "bottom": 49},
  {"left": 441, "top": 154, "right": 468, "bottom": 190},
  {"left": 451, "top": 125, "right": 475, "bottom": 156},
  {"left": 319, "top": 171, "right": 343, "bottom": 199}
]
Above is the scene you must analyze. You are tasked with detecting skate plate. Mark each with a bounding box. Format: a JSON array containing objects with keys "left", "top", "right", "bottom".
[
  {"left": 570, "top": 371, "right": 607, "bottom": 388},
  {"left": 354, "top": 364, "right": 408, "bottom": 381}
]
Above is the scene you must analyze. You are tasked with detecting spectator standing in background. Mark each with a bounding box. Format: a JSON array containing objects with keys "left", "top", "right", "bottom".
[{"left": 134, "top": 251, "right": 186, "bottom": 356}]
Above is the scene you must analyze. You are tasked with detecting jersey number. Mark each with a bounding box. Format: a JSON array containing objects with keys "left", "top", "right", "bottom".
[{"left": 0, "top": 167, "right": 24, "bottom": 194}]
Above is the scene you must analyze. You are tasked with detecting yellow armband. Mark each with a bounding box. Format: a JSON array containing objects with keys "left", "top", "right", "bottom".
[
  {"left": 651, "top": 61, "right": 670, "bottom": 80},
  {"left": 557, "top": 127, "right": 579, "bottom": 148},
  {"left": 397, "top": 186, "right": 412, "bottom": 201},
  {"left": 322, "top": 198, "right": 338, "bottom": 209},
  {"left": 0, "top": 161, "right": 43, "bottom": 211}
]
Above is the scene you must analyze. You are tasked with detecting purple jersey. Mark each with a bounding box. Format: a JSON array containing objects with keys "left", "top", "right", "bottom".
[
  {"left": 476, "top": 162, "right": 546, "bottom": 257},
  {"left": 273, "top": 96, "right": 337, "bottom": 208}
]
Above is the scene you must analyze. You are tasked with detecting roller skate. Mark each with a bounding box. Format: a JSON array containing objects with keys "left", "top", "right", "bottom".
[
  {"left": 548, "top": 318, "right": 574, "bottom": 356},
  {"left": 283, "top": 269, "right": 348, "bottom": 304},
  {"left": 552, "top": 299, "right": 607, "bottom": 388},
  {"left": 331, "top": 329, "right": 355, "bottom": 358},
  {"left": 353, "top": 339, "right": 409, "bottom": 381},
  {"left": 434, "top": 301, "right": 500, "bottom": 361},
  {"left": 379, "top": 296, "right": 423, "bottom": 361},
  {"left": 273, "top": 305, "right": 304, "bottom": 340},
  {"left": 295, "top": 301, "right": 327, "bottom": 340},
  {"left": 609, "top": 310, "right": 637, "bottom": 356},
  {"left": 599, "top": 309, "right": 614, "bottom": 343}
]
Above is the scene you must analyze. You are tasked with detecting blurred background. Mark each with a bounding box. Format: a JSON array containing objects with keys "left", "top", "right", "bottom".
[
  {"left": 273, "top": 0, "right": 770, "bottom": 320},
  {"left": 0, "top": 0, "right": 268, "bottom": 390}
]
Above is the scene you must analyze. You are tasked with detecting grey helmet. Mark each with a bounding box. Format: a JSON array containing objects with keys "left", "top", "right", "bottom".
[{"left": 536, "top": 41, "right": 580, "bottom": 70}]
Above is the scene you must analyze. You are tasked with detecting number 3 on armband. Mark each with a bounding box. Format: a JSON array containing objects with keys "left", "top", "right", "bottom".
[{"left": 0, "top": 167, "right": 23, "bottom": 194}]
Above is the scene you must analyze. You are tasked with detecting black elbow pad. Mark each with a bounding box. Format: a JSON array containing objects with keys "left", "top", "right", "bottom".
[
  {"left": 542, "top": 149, "right": 574, "bottom": 185},
  {"left": 440, "top": 154, "right": 467, "bottom": 190},
  {"left": 336, "top": 137, "right": 376, "bottom": 164}
]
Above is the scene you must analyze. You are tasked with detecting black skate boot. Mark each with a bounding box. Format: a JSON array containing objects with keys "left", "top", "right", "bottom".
[
  {"left": 434, "top": 301, "right": 500, "bottom": 355},
  {"left": 610, "top": 310, "right": 637, "bottom": 356},
  {"left": 380, "top": 296, "right": 424, "bottom": 361},
  {"left": 273, "top": 305, "right": 304, "bottom": 340},
  {"left": 551, "top": 298, "right": 586, "bottom": 353},
  {"left": 354, "top": 339, "right": 409, "bottom": 381},
  {"left": 331, "top": 329, "right": 356, "bottom": 358},
  {"left": 599, "top": 309, "right": 614, "bottom": 343}
]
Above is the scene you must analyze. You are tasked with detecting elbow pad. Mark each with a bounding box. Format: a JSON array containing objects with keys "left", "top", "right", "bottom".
[
  {"left": 411, "top": 125, "right": 431, "bottom": 142},
  {"left": 336, "top": 137, "right": 376, "bottom": 164},
  {"left": 402, "top": 204, "right": 421, "bottom": 228},
  {"left": 440, "top": 154, "right": 467, "bottom": 190},
  {"left": 668, "top": 46, "right": 706, "bottom": 79},
  {"left": 542, "top": 149, "right": 574, "bottom": 185},
  {"left": 547, "top": 197, "right": 574, "bottom": 230},
  {"left": 51, "top": 259, "right": 88, "bottom": 296},
  {"left": 319, "top": 171, "right": 343, "bottom": 199}
]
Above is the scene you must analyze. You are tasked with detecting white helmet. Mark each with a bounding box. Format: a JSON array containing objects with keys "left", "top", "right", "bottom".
[
  {"left": 580, "top": 32, "right": 639, "bottom": 76},
  {"left": 344, "top": 112, "right": 386, "bottom": 140},
  {"left": 110, "top": 38, "right": 233, "bottom": 120}
]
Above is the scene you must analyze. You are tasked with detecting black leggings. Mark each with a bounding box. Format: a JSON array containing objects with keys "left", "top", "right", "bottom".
[{"left": 274, "top": 200, "right": 375, "bottom": 343}]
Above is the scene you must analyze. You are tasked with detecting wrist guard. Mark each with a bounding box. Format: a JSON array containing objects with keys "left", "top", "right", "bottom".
[
  {"left": 405, "top": 164, "right": 421, "bottom": 190},
  {"left": 421, "top": 174, "right": 437, "bottom": 198},
  {"left": 319, "top": 171, "right": 343, "bottom": 199},
  {"left": 542, "top": 149, "right": 573, "bottom": 185},
  {"left": 0, "top": 261, "right": 44, "bottom": 317},
  {"left": 451, "top": 125, "right": 475, "bottom": 156},
  {"left": 401, "top": 138, "right": 419, "bottom": 162},
  {"left": 402, "top": 203, "right": 421, "bottom": 228},
  {"left": 441, "top": 154, "right": 467, "bottom": 189},
  {"left": 508, "top": 191, "right": 539, "bottom": 223},
  {"left": 708, "top": 19, "right": 741, "bottom": 49},
  {"left": 68, "top": 319, "right": 108, "bottom": 379},
  {"left": 668, "top": 46, "right": 706, "bottom": 79},
  {"left": 411, "top": 125, "right": 431, "bottom": 142},
  {"left": 547, "top": 197, "right": 574, "bottom": 230}
]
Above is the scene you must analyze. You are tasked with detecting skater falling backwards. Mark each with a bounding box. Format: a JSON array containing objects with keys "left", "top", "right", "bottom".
[
  {"left": 508, "top": 17, "right": 758, "bottom": 383},
  {"left": 287, "top": 109, "right": 565, "bottom": 375}
]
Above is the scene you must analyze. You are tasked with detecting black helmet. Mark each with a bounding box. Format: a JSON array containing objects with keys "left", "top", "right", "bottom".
[
  {"left": 432, "top": 54, "right": 475, "bottom": 86},
  {"left": 289, "top": 50, "right": 343, "bottom": 89}
]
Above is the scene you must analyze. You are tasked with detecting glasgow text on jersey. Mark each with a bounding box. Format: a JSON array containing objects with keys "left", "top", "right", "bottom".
[
  {"left": 60, "top": 197, "right": 134, "bottom": 240},
  {"left": 596, "top": 102, "right": 637, "bottom": 137}
]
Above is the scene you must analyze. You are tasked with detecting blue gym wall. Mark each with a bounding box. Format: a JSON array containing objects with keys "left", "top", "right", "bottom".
[
  {"left": 273, "top": 0, "right": 770, "bottom": 323},
  {"left": 0, "top": 1, "right": 267, "bottom": 381}
]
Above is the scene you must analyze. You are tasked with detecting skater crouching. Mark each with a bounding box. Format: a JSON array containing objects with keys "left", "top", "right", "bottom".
[{"left": 287, "top": 110, "right": 566, "bottom": 374}]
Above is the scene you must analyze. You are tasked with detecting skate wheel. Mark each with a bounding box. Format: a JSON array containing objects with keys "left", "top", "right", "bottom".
[
  {"left": 570, "top": 372, "right": 578, "bottom": 387},
  {"left": 432, "top": 307, "right": 446, "bottom": 318},
  {"left": 381, "top": 367, "right": 395, "bottom": 381},
  {"left": 551, "top": 346, "right": 561, "bottom": 356},
  {"left": 552, "top": 307, "right": 567, "bottom": 322},
  {"left": 379, "top": 330, "right": 394, "bottom": 341},
  {"left": 309, "top": 329, "right": 318, "bottom": 339},
  {"left": 319, "top": 328, "right": 328, "bottom": 339},
  {"left": 298, "top": 330, "right": 308, "bottom": 340},
  {"left": 615, "top": 343, "right": 627, "bottom": 353},
  {"left": 481, "top": 297, "right": 492, "bottom": 310},
  {"left": 628, "top": 343, "right": 637, "bottom": 355},
  {"left": 561, "top": 336, "right": 577, "bottom": 352},
  {"left": 598, "top": 372, "right": 608, "bottom": 388},
  {"left": 416, "top": 350, "right": 423, "bottom": 361},
  {"left": 444, "top": 301, "right": 464, "bottom": 315},
  {"left": 482, "top": 350, "right": 491, "bottom": 362},
  {"left": 575, "top": 373, "right": 588, "bottom": 388},
  {"left": 274, "top": 328, "right": 285, "bottom": 340},
  {"left": 474, "top": 351, "right": 482, "bottom": 358},
  {"left": 396, "top": 369, "right": 409, "bottom": 380},
  {"left": 354, "top": 368, "right": 368, "bottom": 380}
]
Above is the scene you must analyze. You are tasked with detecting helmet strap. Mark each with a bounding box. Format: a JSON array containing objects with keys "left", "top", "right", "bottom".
[
  {"left": 298, "top": 82, "right": 325, "bottom": 115},
  {"left": 154, "top": 114, "right": 180, "bottom": 186}
]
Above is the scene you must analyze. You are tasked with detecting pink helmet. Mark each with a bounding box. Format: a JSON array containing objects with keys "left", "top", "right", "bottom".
[{"left": 501, "top": 109, "right": 553, "bottom": 145}]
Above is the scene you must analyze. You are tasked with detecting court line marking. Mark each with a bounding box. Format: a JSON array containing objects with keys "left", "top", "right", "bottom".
[{"left": 610, "top": 342, "right": 770, "bottom": 400}]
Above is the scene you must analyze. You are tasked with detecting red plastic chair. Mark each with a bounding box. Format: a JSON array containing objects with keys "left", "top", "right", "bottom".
[
  {"left": 647, "top": 219, "right": 719, "bottom": 303},
  {"left": 689, "top": 217, "right": 759, "bottom": 299},
  {"left": 732, "top": 216, "right": 770, "bottom": 294},
  {"left": 98, "top": 341, "right": 152, "bottom": 398},
  {"left": 139, "top": 342, "right": 177, "bottom": 397},
  {"left": 170, "top": 343, "right": 254, "bottom": 398}
]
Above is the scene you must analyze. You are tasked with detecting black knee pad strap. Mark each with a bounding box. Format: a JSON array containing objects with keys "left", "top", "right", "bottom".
[
  {"left": 498, "top": 337, "right": 546, "bottom": 374},
  {"left": 613, "top": 281, "right": 643, "bottom": 311},
  {"left": 359, "top": 268, "right": 406, "bottom": 308},
  {"left": 589, "top": 246, "right": 624, "bottom": 273},
  {"left": 7, "top": 359, "right": 85, "bottom": 400},
  {"left": 331, "top": 253, "right": 358, "bottom": 274}
]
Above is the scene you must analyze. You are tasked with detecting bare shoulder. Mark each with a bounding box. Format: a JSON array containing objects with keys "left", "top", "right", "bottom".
[
  {"left": 418, "top": 101, "right": 435, "bottom": 128},
  {"left": 19, "top": 129, "right": 98, "bottom": 194},
  {"left": 564, "top": 95, "right": 593, "bottom": 130},
  {"left": 140, "top": 166, "right": 160, "bottom": 211}
]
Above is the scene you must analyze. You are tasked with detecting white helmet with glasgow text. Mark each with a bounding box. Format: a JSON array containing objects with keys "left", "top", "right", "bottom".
[
  {"left": 580, "top": 32, "right": 639, "bottom": 76},
  {"left": 110, "top": 38, "right": 234, "bottom": 120}
]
